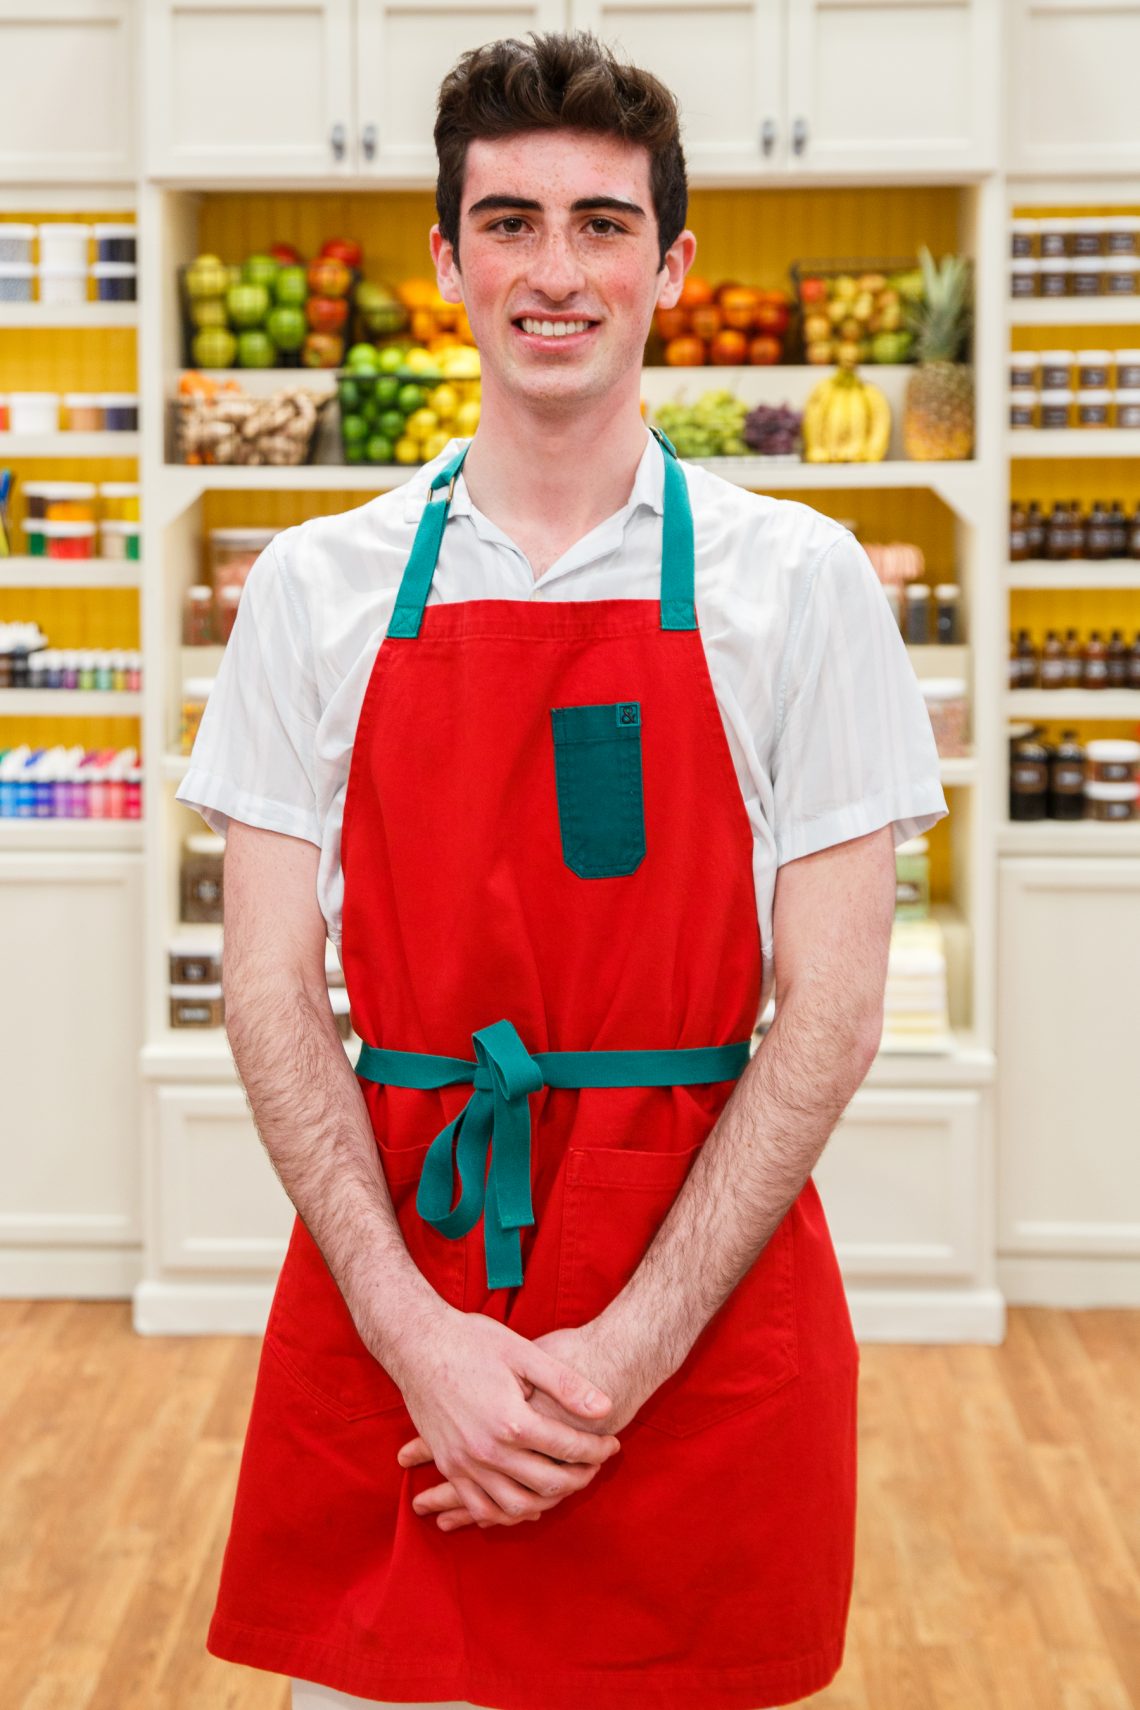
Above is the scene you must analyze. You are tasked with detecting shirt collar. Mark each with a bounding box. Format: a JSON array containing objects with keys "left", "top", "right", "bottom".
[{"left": 400, "top": 428, "right": 666, "bottom": 528}]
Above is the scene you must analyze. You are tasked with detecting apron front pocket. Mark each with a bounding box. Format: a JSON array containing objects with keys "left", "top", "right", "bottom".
[
  {"left": 266, "top": 1140, "right": 463, "bottom": 1423},
  {"left": 556, "top": 1142, "right": 798, "bottom": 1438},
  {"left": 550, "top": 700, "right": 646, "bottom": 878}
]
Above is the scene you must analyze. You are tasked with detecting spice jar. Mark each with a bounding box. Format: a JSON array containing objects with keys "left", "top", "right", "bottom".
[
  {"left": 168, "top": 933, "right": 223, "bottom": 985},
  {"left": 1039, "top": 254, "right": 1070, "bottom": 297},
  {"left": 1084, "top": 780, "right": 1139, "bottom": 822},
  {"left": 0, "top": 262, "right": 34, "bottom": 302},
  {"left": 215, "top": 583, "right": 243, "bottom": 643},
  {"left": 1010, "top": 499, "right": 1029, "bottom": 560},
  {"left": 934, "top": 584, "right": 960, "bottom": 644},
  {"left": 1116, "top": 389, "right": 1140, "bottom": 429},
  {"left": 1010, "top": 259, "right": 1039, "bottom": 298},
  {"left": 1009, "top": 352, "right": 1038, "bottom": 390},
  {"left": 1010, "top": 728, "right": 1050, "bottom": 820},
  {"left": 1105, "top": 215, "right": 1140, "bottom": 256},
  {"left": 1086, "top": 499, "right": 1114, "bottom": 559},
  {"left": 904, "top": 583, "right": 930, "bottom": 644},
  {"left": 1038, "top": 218, "right": 1072, "bottom": 258},
  {"left": 99, "top": 482, "right": 140, "bottom": 521},
  {"left": 1026, "top": 501, "right": 1046, "bottom": 558},
  {"left": 209, "top": 527, "right": 278, "bottom": 595},
  {"left": 1076, "top": 388, "right": 1112, "bottom": 426},
  {"left": 1076, "top": 350, "right": 1112, "bottom": 388},
  {"left": 1086, "top": 738, "right": 1140, "bottom": 782},
  {"left": 182, "top": 586, "right": 215, "bottom": 646},
  {"left": 1010, "top": 390, "right": 1038, "bottom": 429},
  {"left": 39, "top": 519, "right": 96, "bottom": 559},
  {"left": 1045, "top": 503, "right": 1071, "bottom": 560},
  {"left": 1104, "top": 255, "right": 1138, "bottom": 295},
  {"left": 1011, "top": 219, "right": 1038, "bottom": 259},
  {"left": 63, "top": 394, "right": 104, "bottom": 432},
  {"left": 1117, "top": 351, "right": 1140, "bottom": 390},
  {"left": 1071, "top": 217, "right": 1108, "bottom": 257},
  {"left": 91, "top": 261, "right": 137, "bottom": 302},
  {"left": 1070, "top": 255, "right": 1104, "bottom": 296},
  {"left": 1039, "top": 351, "right": 1074, "bottom": 389},
  {"left": 180, "top": 832, "right": 225, "bottom": 924},
  {"left": 1083, "top": 631, "right": 1109, "bottom": 687},
  {"left": 920, "top": 678, "right": 968, "bottom": 756},
  {"left": 894, "top": 836, "right": 931, "bottom": 919},
  {"left": 180, "top": 675, "right": 215, "bottom": 753},
  {"left": 99, "top": 520, "right": 140, "bottom": 560},
  {"left": 1048, "top": 730, "right": 1087, "bottom": 820},
  {"left": 101, "top": 393, "right": 138, "bottom": 431},
  {"left": 1039, "top": 388, "right": 1073, "bottom": 428},
  {"left": 1039, "top": 630, "right": 1067, "bottom": 687},
  {"left": 24, "top": 480, "right": 97, "bottom": 520},
  {"left": 170, "top": 982, "right": 225, "bottom": 1028},
  {"left": 93, "top": 223, "right": 136, "bottom": 264}
]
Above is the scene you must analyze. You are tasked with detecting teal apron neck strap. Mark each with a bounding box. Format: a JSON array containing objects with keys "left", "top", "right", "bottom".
[{"left": 387, "top": 429, "right": 696, "bottom": 639}]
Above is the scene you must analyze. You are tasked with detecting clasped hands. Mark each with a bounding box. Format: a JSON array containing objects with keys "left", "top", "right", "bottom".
[{"left": 390, "top": 1310, "right": 652, "bottom": 1532}]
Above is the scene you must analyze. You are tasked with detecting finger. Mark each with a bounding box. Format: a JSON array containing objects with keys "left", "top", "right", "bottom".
[
  {"left": 518, "top": 1413, "right": 623, "bottom": 1466},
  {"left": 396, "top": 1436, "right": 433, "bottom": 1468},
  {"left": 412, "top": 1479, "right": 462, "bottom": 1515},
  {"left": 519, "top": 1347, "right": 611, "bottom": 1421}
]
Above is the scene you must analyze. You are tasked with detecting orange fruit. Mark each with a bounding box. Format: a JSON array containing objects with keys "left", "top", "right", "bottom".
[
  {"left": 719, "top": 287, "right": 759, "bottom": 331},
  {"left": 689, "top": 303, "right": 723, "bottom": 342},
  {"left": 664, "top": 334, "right": 706, "bottom": 366},
  {"left": 710, "top": 329, "right": 748, "bottom": 365},
  {"left": 678, "top": 275, "right": 714, "bottom": 310}
]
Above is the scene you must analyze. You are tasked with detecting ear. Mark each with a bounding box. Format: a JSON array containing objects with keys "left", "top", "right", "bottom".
[
  {"left": 430, "top": 223, "right": 464, "bottom": 305},
  {"left": 655, "top": 228, "right": 697, "bottom": 312}
]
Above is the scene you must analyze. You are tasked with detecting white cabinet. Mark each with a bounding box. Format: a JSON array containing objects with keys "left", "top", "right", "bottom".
[
  {"left": 785, "top": 0, "right": 998, "bottom": 175},
  {"left": 1008, "top": 0, "right": 1140, "bottom": 174},
  {"left": 143, "top": 0, "right": 355, "bottom": 179},
  {"left": 998, "top": 859, "right": 1140, "bottom": 1303},
  {"left": 0, "top": 0, "right": 135, "bottom": 182}
]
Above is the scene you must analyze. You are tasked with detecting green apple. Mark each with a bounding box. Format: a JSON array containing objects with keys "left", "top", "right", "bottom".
[
  {"left": 243, "top": 253, "right": 280, "bottom": 290},
  {"left": 192, "top": 325, "right": 237, "bottom": 368},
  {"left": 189, "top": 297, "right": 228, "bottom": 329},
  {"left": 377, "top": 345, "right": 407, "bottom": 373},
  {"left": 185, "top": 254, "right": 229, "bottom": 299},
  {"left": 237, "top": 328, "right": 277, "bottom": 368},
  {"left": 346, "top": 342, "right": 381, "bottom": 373},
  {"left": 267, "top": 304, "right": 306, "bottom": 353},
  {"left": 226, "top": 282, "right": 270, "bottom": 328},
  {"left": 275, "top": 265, "right": 308, "bottom": 306}
]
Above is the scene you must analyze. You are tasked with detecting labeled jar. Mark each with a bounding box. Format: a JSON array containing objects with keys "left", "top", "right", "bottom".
[
  {"left": 1117, "top": 389, "right": 1140, "bottom": 429},
  {"left": 1010, "top": 731, "right": 1050, "bottom": 820},
  {"left": 37, "top": 265, "right": 87, "bottom": 305},
  {"left": 1049, "top": 731, "right": 1087, "bottom": 821},
  {"left": 215, "top": 583, "right": 243, "bottom": 643},
  {"left": 1105, "top": 215, "right": 1140, "bottom": 257},
  {"left": 1077, "top": 388, "right": 1112, "bottom": 426},
  {"left": 1076, "top": 349, "right": 1112, "bottom": 388},
  {"left": 92, "top": 223, "right": 136, "bottom": 264},
  {"left": 99, "top": 482, "right": 140, "bottom": 521},
  {"left": 180, "top": 832, "right": 225, "bottom": 923},
  {"left": 0, "top": 262, "right": 34, "bottom": 302},
  {"left": 24, "top": 480, "right": 96, "bottom": 521},
  {"left": 63, "top": 393, "right": 104, "bottom": 432},
  {"left": 1084, "top": 780, "right": 1139, "bottom": 821},
  {"left": 170, "top": 982, "right": 225, "bottom": 1028},
  {"left": 904, "top": 583, "right": 931, "bottom": 644},
  {"left": 1009, "top": 351, "right": 1038, "bottom": 390},
  {"left": 99, "top": 519, "right": 140, "bottom": 560},
  {"left": 1011, "top": 218, "right": 1038, "bottom": 259},
  {"left": 1010, "top": 389, "right": 1038, "bottom": 429},
  {"left": 1070, "top": 256, "right": 1104, "bottom": 296},
  {"left": 36, "top": 222, "right": 90, "bottom": 269},
  {"left": 1039, "top": 350, "right": 1074, "bottom": 389},
  {"left": 1010, "top": 259, "right": 1039, "bottom": 298},
  {"left": 100, "top": 393, "right": 138, "bottom": 431},
  {"left": 91, "top": 261, "right": 136, "bottom": 302},
  {"left": 1038, "top": 217, "right": 1073, "bottom": 258},
  {"left": 1070, "top": 217, "right": 1108, "bottom": 257},
  {"left": 209, "top": 526, "right": 278, "bottom": 594},
  {"left": 0, "top": 222, "right": 35, "bottom": 263},
  {"left": 934, "top": 584, "right": 960, "bottom": 644},
  {"left": 8, "top": 392, "right": 59, "bottom": 433},
  {"left": 1039, "top": 388, "right": 1073, "bottom": 428},
  {"left": 1104, "top": 255, "right": 1139, "bottom": 295},
  {"left": 1085, "top": 738, "right": 1140, "bottom": 783},
  {"left": 180, "top": 676, "right": 215, "bottom": 755},
  {"left": 183, "top": 585, "right": 215, "bottom": 646},
  {"left": 1039, "top": 254, "right": 1070, "bottom": 297},
  {"left": 894, "top": 835, "right": 931, "bottom": 919},
  {"left": 168, "top": 935, "right": 223, "bottom": 986},
  {"left": 920, "top": 678, "right": 969, "bottom": 757},
  {"left": 40, "top": 519, "right": 96, "bottom": 560},
  {"left": 1117, "top": 350, "right": 1140, "bottom": 389}
]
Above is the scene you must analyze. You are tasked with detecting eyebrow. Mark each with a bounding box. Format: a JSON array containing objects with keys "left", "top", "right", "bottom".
[{"left": 466, "top": 194, "right": 646, "bottom": 219}]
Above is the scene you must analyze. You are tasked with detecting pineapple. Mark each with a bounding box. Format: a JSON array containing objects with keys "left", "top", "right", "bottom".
[{"left": 903, "top": 247, "right": 975, "bottom": 461}]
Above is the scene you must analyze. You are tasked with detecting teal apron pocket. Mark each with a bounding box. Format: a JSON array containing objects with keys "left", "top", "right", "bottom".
[{"left": 550, "top": 700, "right": 646, "bottom": 879}]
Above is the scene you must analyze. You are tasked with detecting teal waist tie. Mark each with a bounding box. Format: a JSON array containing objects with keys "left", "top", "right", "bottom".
[{"left": 354, "top": 1019, "right": 752, "bottom": 1291}]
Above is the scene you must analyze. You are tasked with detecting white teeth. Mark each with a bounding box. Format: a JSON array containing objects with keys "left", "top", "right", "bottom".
[{"left": 519, "top": 318, "right": 592, "bottom": 337}]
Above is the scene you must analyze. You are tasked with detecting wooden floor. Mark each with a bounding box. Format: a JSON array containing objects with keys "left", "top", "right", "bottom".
[{"left": 2, "top": 1302, "right": 1139, "bottom": 1709}]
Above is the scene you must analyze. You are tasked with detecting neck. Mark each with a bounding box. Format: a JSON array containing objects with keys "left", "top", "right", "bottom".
[{"left": 460, "top": 370, "right": 651, "bottom": 546}]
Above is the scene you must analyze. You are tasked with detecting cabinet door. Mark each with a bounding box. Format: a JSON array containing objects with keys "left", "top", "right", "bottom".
[
  {"left": 998, "top": 859, "right": 1140, "bottom": 1269},
  {"left": 785, "top": 0, "right": 998, "bottom": 175},
  {"left": 356, "top": 0, "right": 565, "bottom": 181},
  {"left": 143, "top": 0, "right": 354, "bottom": 179},
  {"left": 0, "top": 0, "right": 134, "bottom": 182},
  {"left": 1008, "top": 0, "right": 1140, "bottom": 174},
  {"left": 570, "top": 0, "right": 785, "bottom": 176}
]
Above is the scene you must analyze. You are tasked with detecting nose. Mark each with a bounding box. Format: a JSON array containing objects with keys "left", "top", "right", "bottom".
[{"left": 524, "top": 230, "right": 587, "bottom": 303}]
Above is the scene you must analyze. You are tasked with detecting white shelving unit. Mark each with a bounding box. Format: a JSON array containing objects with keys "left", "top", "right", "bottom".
[
  {"left": 0, "top": 303, "right": 138, "bottom": 329},
  {"left": 0, "top": 556, "right": 141, "bottom": 589},
  {"left": 0, "top": 432, "right": 140, "bottom": 458}
]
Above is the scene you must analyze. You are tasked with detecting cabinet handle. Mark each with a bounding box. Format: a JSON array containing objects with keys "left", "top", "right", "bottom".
[
  {"left": 362, "top": 123, "right": 377, "bottom": 162},
  {"left": 792, "top": 116, "right": 808, "bottom": 157},
  {"left": 760, "top": 118, "right": 777, "bottom": 157},
  {"left": 330, "top": 122, "right": 347, "bottom": 161}
]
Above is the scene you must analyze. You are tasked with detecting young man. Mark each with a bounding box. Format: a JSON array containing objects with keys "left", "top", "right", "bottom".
[{"left": 176, "top": 31, "right": 948, "bottom": 1710}]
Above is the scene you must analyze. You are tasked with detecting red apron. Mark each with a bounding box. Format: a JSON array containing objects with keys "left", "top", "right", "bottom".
[{"left": 206, "top": 432, "right": 860, "bottom": 1709}]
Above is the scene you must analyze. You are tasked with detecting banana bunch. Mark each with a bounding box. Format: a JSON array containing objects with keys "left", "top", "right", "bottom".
[{"left": 802, "top": 366, "right": 891, "bottom": 463}]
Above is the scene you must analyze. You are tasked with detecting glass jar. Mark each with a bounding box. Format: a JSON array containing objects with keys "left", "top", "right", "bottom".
[
  {"left": 1076, "top": 388, "right": 1112, "bottom": 426},
  {"left": 0, "top": 262, "right": 35, "bottom": 302},
  {"left": 180, "top": 832, "right": 225, "bottom": 924},
  {"left": 1009, "top": 351, "right": 1038, "bottom": 391},
  {"left": 1039, "top": 254, "right": 1070, "bottom": 297},
  {"left": 63, "top": 394, "right": 103, "bottom": 431},
  {"left": 934, "top": 584, "right": 960, "bottom": 644},
  {"left": 1038, "top": 218, "right": 1073, "bottom": 258},
  {"left": 1116, "top": 389, "right": 1140, "bottom": 429},
  {"left": 1070, "top": 217, "right": 1108, "bottom": 257},
  {"left": 208, "top": 527, "right": 278, "bottom": 596},
  {"left": 215, "top": 583, "right": 243, "bottom": 643},
  {"left": 99, "top": 520, "right": 140, "bottom": 560},
  {"left": 180, "top": 675, "right": 215, "bottom": 753},
  {"left": 24, "top": 480, "right": 97, "bottom": 520},
  {"left": 99, "top": 482, "right": 140, "bottom": 521},
  {"left": 1010, "top": 259, "right": 1039, "bottom": 298},
  {"left": 1048, "top": 731, "right": 1087, "bottom": 821},
  {"left": 1084, "top": 780, "right": 1139, "bottom": 822},
  {"left": 1039, "top": 351, "right": 1074, "bottom": 390},
  {"left": 920, "top": 678, "right": 969, "bottom": 756},
  {"left": 1117, "top": 351, "right": 1140, "bottom": 390},
  {"left": 1076, "top": 349, "right": 1112, "bottom": 388},
  {"left": 1039, "top": 388, "right": 1073, "bottom": 428},
  {"left": 1011, "top": 218, "right": 1038, "bottom": 259},
  {"left": 40, "top": 519, "right": 96, "bottom": 559},
  {"left": 904, "top": 583, "right": 930, "bottom": 644},
  {"left": 1105, "top": 215, "right": 1140, "bottom": 257},
  {"left": 1086, "top": 739, "right": 1140, "bottom": 783},
  {"left": 1010, "top": 730, "right": 1050, "bottom": 820},
  {"left": 1010, "top": 500, "right": 1029, "bottom": 560},
  {"left": 1010, "top": 389, "right": 1038, "bottom": 429},
  {"left": 182, "top": 588, "right": 215, "bottom": 647},
  {"left": 1104, "top": 255, "right": 1139, "bottom": 295},
  {"left": 168, "top": 934, "right": 223, "bottom": 985},
  {"left": 170, "top": 982, "right": 225, "bottom": 1027},
  {"left": 1070, "top": 256, "right": 1104, "bottom": 296}
]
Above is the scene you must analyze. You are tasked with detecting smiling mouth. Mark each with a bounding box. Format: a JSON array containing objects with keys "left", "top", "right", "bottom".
[{"left": 513, "top": 317, "right": 598, "bottom": 339}]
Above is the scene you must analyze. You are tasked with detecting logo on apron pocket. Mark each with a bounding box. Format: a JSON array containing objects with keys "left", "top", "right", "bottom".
[
  {"left": 555, "top": 1141, "right": 799, "bottom": 1437},
  {"left": 549, "top": 701, "right": 646, "bottom": 879}
]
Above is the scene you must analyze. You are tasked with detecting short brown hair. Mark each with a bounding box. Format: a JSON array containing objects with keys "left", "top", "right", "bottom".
[{"left": 434, "top": 31, "right": 687, "bottom": 269}]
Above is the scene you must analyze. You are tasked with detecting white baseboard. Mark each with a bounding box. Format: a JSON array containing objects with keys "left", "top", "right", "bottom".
[
  {"left": 997, "top": 1255, "right": 1140, "bottom": 1307},
  {"left": 133, "top": 1277, "right": 274, "bottom": 1334},
  {"left": 0, "top": 1246, "right": 141, "bottom": 1297},
  {"left": 847, "top": 1285, "right": 1007, "bottom": 1343}
]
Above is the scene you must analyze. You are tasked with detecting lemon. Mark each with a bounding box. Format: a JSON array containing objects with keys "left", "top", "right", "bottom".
[
  {"left": 422, "top": 430, "right": 452, "bottom": 462},
  {"left": 440, "top": 346, "right": 481, "bottom": 379},
  {"left": 427, "top": 383, "right": 460, "bottom": 421},
  {"left": 394, "top": 435, "right": 421, "bottom": 465},
  {"left": 403, "top": 347, "right": 438, "bottom": 376},
  {"left": 455, "top": 400, "right": 481, "bottom": 436},
  {"left": 405, "top": 408, "right": 439, "bottom": 441}
]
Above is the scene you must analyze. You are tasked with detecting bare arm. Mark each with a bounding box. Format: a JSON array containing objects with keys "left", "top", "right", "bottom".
[{"left": 590, "top": 823, "right": 897, "bottom": 1397}]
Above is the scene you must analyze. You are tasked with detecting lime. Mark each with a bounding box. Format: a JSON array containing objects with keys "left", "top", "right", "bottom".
[
  {"left": 375, "top": 375, "right": 400, "bottom": 407},
  {"left": 338, "top": 379, "right": 361, "bottom": 412},
  {"left": 341, "top": 414, "right": 367, "bottom": 447},
  {"left": 397, "top": 383, "right": 425, "bottom": 414},
  {"left": 346, "top": 342, "right": 381, "bottom": 372},
  {"left": 344, "top": 442, "right": 365, "bottom": 464},
  {"left": 366, "top": 433, "right": 394, "bottom": 463},
  {"left": 377, "top": 345, "right": 407, "bottom": 373},
  {"left": 379, "top": 409, "right": 405, "bottom": 441}
]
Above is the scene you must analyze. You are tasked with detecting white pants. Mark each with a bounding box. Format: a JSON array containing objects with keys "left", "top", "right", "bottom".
[{"left": 291, "top": 1684, "right": 473, "bottom": 1709}]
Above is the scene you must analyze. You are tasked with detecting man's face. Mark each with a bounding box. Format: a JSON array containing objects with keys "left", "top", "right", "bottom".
[{"left": 430, "top": 128, "right": 692, "bottom": 413}]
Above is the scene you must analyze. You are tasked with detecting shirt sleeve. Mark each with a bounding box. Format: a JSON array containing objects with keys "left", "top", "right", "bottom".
[
  {"left": 174, "top": 533, "right": 322, "bottom": 846},
  {"left": 771, "top": 528, "right": 950, "bottom": 866}
]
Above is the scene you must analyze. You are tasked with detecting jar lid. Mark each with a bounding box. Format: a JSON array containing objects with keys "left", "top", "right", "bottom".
[
  {"left": 1010, "top": 218, "right": 1038, "bottom": 234},
  {"left": 185, "top": 831, "right": 225, "bottom": 853},
  {"left": 1039, "top": 349, "right": 1075, "bottom": 363},
  {"left": 1040, "top": 387, "right": 1074, "bottom": 400},
  {"left": 92, "top": 223, "right": 137, "bottom": 240},
  {"left": 100, "top": 519, "right": 140, "bottom": 535},
  {"left": 38, "top": 264, "right": 88, "bottom": 277},
  {"left": 1039, "top": 216, "right": 1078, "bottom": 231},
  {"left": 1075, "top": 216, "right": 1112, "bottom": 234},
  {"left": 919, "top": 677, "right": 968, "bottom": 699},
  {"left": 63, "top": 393, "right": 104, "bottom": 406},
  {"left": 97, "top": 392, "right": 139, "bottom": 405},
  {"left": 1075, "top": 349, "right": 1113, "bottom": 363},
  {"left": 1010, "top": 258, "right": 1039, "bottom": 271},
  {"left": 1008, "top": 350, "right": 1038, "bottom": 365},
  {"left": 1077, "top": 389, "right": 1112, "bottom": 402},
  {"left": 1115, "top": 388, "right": 1140, "bottom": 401},
  {"left": 0, "top": 262, "right": 35, "bottom": 277},
  {"left": 1084, "top": 780, "right": 1140, "bottom": 800},
  {"left": 217, "top": 584, "right": 243, "bottom": 602},
  {"left": 9, "top": 390, "right": 59, "bottom": 403},
  {"left": 1116, "top": 349, "right": 1140, "bottom": 362},
  {"left": 1010, "top": 388, "right": 1039, "bottom": 402},
  {"left": 98, "top": 482, "right": 140, "bottom": 497},
  {"left": 0, "top": 223, "right": 36, "bottom": 239},
  {"left": 186, "top": 583, "right": 213, "bottom": 599},
  {"left": 208, "top": 526, "right": 279, "bottom": 546},
  {"left": 183, "top": 676, "right": 217, "bottom": 697},
  {"left": 36, "top": 222, "right": 91, "bottom": 238},
  {"left": 905, "top": 583, "right": 931, "bottom": 597},
  {"left": 170, "top": 982, "right": 223, "bottom": 998},
  {"left": 1086, "top": 739, "right": 1140, "bottom": 761},
  {"left": 24, "top": 480, "right": 96, "bottom": 499},
  {"left": 38, "top": 519, "right": 96, "bottom": 537},
  {"left": 90, "top": 261, "right": 137, "bottom": 276},
  {"left": 933, "top": 583, "right": 961, "bottom": 597},
  {"left": 1104, "top": 255, "right": 1139, "bottom": 272}
]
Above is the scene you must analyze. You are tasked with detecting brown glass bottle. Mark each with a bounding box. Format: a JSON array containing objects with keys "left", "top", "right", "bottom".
[
  {"left": 1048, "top": 729, "right": 1087, "bottom": 820},
  {"left": 1067, "top": 499, "right": 1086, "bottom": 559},
  {"left": 1010, "top": 499, "right": 1029, "bottom": 561},
  {"left": 1026, "top": 500, "right": 1046, "bottom": 559},
  {"left": 1128, "top": 631, "right": 1140, "bottom": 689},
  {"left": 1083, "top": 629, "right": 1109, "bottom": 688},
  {"left": 1010, "top": 727, "right": 1050, "bottom": 820},
  {"left": 1129, "top": 503, "right": 1140, "bottom": 560},
  {"left": 1086, "top": 499, "right": 1114, "bottom": 559},
  {"left": 1045, "top": 502, "right": 1070, "bottom": 560},
  {"left": 1016, "top": 628, "right": 1040, "bottom": 687},
  {"left": 1107, "top": 628, "right": 1130, "bottom": 686},
  {"left": 1040, "top": 629, "right": 1067, "bottom": 688},
  {"left": 1063, "top": 627, "right": 1084, "bottom": 688},
  {"left": 1110, "top": 500, "right": 1128, "bottom": 557}
]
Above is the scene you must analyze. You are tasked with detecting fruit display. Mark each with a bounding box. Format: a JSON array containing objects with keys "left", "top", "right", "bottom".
[
  {"left": 794, "top": 261, "right": 924, "bottom": 365},
  {"left": 742, "top": 403, "right": 803, "bottom": 458},
  {"left": 651, "top": 277, "right": 793, "bottom": 367},
  {"left": 802, "top": 367, "right": 892, "bottom": 463},
  {"left": 903, "top": 247, "right": 975, "bottom": 461},
  {"left": 337, "top": 343, "right": 481, "bottom": 465},
  {"left": 175, "top": 372, "right": 329, "bottom": 466},
  {"left": 652, "top": 391, "right": 748, "bottom": 457}
]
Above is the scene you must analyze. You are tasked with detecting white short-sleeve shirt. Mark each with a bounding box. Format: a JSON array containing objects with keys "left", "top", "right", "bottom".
[{"left": 175, "top": 430, "right": 949, "bottom": 1015}]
